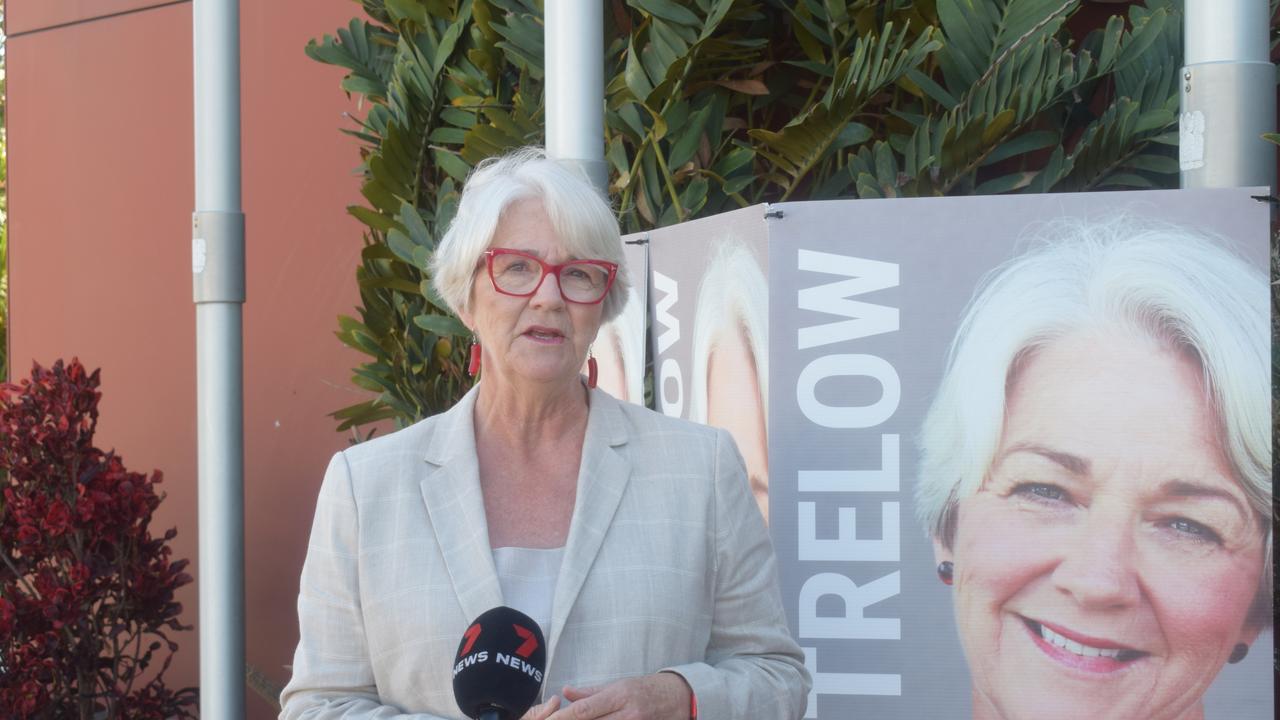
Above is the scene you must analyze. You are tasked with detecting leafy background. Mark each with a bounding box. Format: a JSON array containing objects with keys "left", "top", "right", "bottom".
[{"left": 306, "top": 0, "right": 1196, "bottom": 436}]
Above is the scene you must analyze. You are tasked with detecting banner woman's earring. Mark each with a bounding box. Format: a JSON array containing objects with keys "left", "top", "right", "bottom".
[
  {"left": 937, "top": 561, "right": 954, "bottom": 586},
  {"left": 1228, "top": 643, "right": 1249, "bottom": 664},
  {"left": 587, "top": 346, "right": 598, "bottom": 389}
]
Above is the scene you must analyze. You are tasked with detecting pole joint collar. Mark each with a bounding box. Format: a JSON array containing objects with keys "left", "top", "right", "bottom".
[{"left": 192, "top": 211, "right": 246, "bottom": 303}]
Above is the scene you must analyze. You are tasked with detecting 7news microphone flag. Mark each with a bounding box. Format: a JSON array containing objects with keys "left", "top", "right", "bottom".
[{"left": 453, "top": 606, "right": 548, "bottom": 720}]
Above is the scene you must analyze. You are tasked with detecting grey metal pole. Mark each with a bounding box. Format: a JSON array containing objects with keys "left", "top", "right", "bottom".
[
  {"left": 192, "top": 0, "right": 246, "bottom": 716},
  {"left": 545, "top": 0, "right": 606, "bottom": 191},
  {"left": 1180, "top": 0, "right": 1276, "bottom": 191}
]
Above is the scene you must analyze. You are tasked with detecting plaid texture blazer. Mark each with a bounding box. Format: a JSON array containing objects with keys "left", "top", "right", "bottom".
[{"left": 280, "top": 385, "right": 809, "bottom": 719}]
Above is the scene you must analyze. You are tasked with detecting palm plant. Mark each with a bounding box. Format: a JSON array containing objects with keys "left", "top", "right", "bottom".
[{"left": 308, "top": 0, "right": 1184, "bottom": 435}]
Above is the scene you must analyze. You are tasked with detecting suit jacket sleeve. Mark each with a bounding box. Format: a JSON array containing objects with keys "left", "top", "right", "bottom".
[
  {"left": 661, "top": 429, "right": 811, "bottom": 720},
  {"left": 278, "top": 451, "right": 454, "bottom": 720}
]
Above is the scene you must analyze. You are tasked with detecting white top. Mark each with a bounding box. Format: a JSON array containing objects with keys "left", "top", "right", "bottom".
[{"left": 491, "top": 546, "right": 564, "bottom": 642}]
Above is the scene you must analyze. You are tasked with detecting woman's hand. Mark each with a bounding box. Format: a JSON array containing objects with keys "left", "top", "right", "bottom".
[
  {"left": 523, "top": 695, "right": 562, "bottom": 720},
  {"left": 545, "top": 672, "right": 691, "bottom": 719}
]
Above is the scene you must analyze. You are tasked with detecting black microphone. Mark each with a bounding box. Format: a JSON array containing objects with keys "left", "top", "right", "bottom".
[{"left": 452, "top": 606, "right": 548, "bottom": 720}]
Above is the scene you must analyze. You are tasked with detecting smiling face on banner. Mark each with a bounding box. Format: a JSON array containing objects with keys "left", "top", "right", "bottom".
[{"left": 939, "top": 331, "right": 1265, "bottom": 720}]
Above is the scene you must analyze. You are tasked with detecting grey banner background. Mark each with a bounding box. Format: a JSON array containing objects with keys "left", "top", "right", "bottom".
[{"left": 764, "top": 187, "right": 1273, "bottom": 718}]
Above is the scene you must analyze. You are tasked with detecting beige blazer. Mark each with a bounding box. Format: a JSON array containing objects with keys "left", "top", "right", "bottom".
[{"left": 280, "top": 386, "right": 809, "bottom": 719}]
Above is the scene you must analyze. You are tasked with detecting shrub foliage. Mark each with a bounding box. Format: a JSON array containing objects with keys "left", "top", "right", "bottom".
[{"left": 0, "top": 359, "right": 196, "bottom": 719}]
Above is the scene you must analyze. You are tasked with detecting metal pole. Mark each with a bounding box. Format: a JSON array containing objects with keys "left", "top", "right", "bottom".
[
  {"left": 1179, "top": 0, "right": 1276, "bottom": 191},
  {"left": 193, "top": 0, "right": 246, "bottom": 716},
  {"left": 545, "top": 0, "right": 606, "bottom": 191}
]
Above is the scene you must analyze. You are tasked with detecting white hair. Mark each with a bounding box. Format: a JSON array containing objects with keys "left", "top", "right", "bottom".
[
  {"left": 430, "top": 147, "right": 629, "bottom": 322},
  {"left": 915, "top": 217, "right": 1272, "bottom": 618},
  {"left": 689, "top": 238, "right": 769, "bottom": 425}
]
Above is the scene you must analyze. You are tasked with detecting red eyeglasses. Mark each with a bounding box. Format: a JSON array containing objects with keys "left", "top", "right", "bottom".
[{"left": 483, "top": 248, "right": 618, "bottom": 304}]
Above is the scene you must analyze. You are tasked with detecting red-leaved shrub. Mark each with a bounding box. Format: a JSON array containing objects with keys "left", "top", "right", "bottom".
[{"left": 0, "top": 359, "right": 197, "bottom": 719}]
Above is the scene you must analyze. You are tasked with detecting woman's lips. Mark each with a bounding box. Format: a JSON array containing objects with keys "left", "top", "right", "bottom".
[
  {"left": 1023, "top": 617, "right": 1147, "bottom": 673},
  {"left": 523, "top": 326, "right": 565, "bottom": 344}
]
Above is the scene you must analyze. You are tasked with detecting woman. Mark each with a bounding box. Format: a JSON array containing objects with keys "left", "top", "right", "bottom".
[
  {"left": 688, "top": 238, "right": 770, "bottom": 522},
  {"left": 280, "top": 148, "right": 809, "bottom": 719},
  {"left": 915, "top": 219, "right": 1271, "bottom": 720}
]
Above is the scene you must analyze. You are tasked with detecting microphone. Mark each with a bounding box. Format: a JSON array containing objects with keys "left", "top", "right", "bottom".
[{"left": 452, "top": 606, "right": 548, "bottom": 720}]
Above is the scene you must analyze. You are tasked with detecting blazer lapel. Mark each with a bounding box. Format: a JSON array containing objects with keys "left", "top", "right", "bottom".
[
  {"left": 546, "top": 388, "right": 632, "bottom": 665},
  {"left": 420, "top": 385, "right": 504, "bottom": 624}
]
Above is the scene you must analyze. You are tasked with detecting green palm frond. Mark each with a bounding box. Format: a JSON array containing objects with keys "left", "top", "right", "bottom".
[
  {"left": 607, "top": 0, "right": 768, "bottom": 229},
  {"left": 750, "top": 22, "right": 940, "bottom": 199},
  {"left": 304, "top": 18, "right": 395, "bottom": 100},
  {"left": 313, "top": 2, "right": 481, "bottom": 432},
  {"left": 883, "top": 0, "right": 1180, "bottom": 197}
]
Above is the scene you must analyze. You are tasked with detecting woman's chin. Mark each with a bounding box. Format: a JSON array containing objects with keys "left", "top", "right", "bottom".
[
  {"left": 489, "top": 355, "right": 584, "bottom": 389},
  {"left": 967, "top": 615, "right": 1186, "bottom": 720},
  {"left": 972, "top": 682, "right": 1178, "bottom": 720},
  {"left": 975, "top": 692, "right": 1204, "bottom": 720},
  {"left": 967, "top": 645, "right": 1208, "bottom": 717}
]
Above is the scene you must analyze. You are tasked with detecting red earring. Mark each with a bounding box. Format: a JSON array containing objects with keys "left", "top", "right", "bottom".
[
  {"left": 937, "top": 561, "right": 954, "bottom": 586},
  {"left": 468, "top": 340, "right": 481, "bottom": 377},
  {"left": 586, "top": 349, "right": 598, "bottom": 389}
]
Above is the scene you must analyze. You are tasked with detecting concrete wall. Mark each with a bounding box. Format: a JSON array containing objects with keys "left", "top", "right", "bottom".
[{"left": 7, "top": 1, "right": 371, "bottom": 715}]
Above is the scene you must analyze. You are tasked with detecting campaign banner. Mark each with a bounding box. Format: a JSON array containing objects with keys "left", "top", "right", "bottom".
[
  {"left": 648, "top": 188, "right": 1274, "bottom": 720},
  {"left": 643, "top": 206, "right": 771, "bottom": 517}
]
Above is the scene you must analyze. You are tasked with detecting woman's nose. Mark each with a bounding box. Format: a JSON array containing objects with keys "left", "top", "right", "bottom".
[
  {"left": 530, "top": 269, "right": 566, "bottom": 308},
  {"left": 1050, "top": 507, "right": 1140, "bottom": 610}
]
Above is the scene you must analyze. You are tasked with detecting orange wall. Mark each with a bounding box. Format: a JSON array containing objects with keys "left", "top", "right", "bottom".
[{"left": 8, "top": 1, "right": 372, "bottom": 716}]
